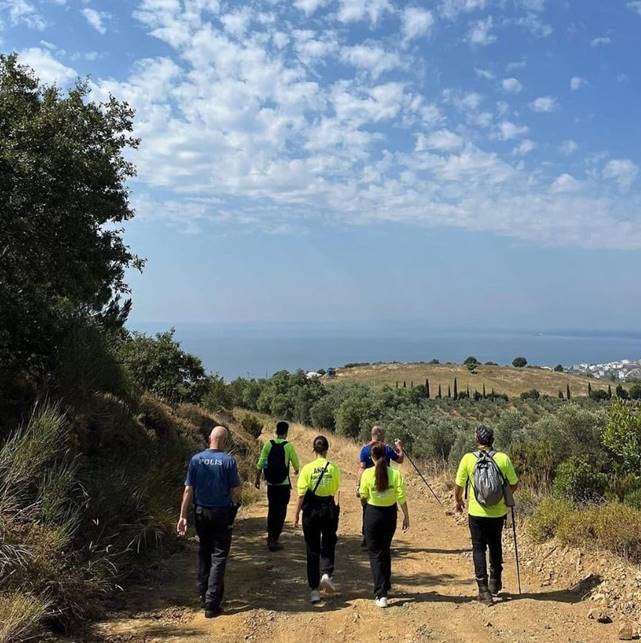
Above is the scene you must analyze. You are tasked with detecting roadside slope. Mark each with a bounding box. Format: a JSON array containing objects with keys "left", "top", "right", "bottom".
[{"left": 95, "top": 423, "right": 617, "bottom": 643}]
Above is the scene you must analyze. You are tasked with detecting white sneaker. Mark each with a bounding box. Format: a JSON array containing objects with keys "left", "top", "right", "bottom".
[
  {"left": 375, "top": 596, "right": 388, "bottom": 608},
  {"left": 320, "top": 574, "right": 336, "bottom": 594},
  {"left": 310, "top": 589, "right": 321, "bottom": 603}
]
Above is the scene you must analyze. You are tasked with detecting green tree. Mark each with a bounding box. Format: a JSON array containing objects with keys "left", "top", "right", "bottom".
[
  {"left": 553, "top": 457, "right": 608, "bottom": 502},
  {"left": 0, "top": 55, "right": 142, "bottom": 379},
  {"left": 438, "top": 384, "right": 442, "bottom": 398},
  {"left": 616, "top": 384, "right": 630, "bottom": 400},
  {"left": 604, "top": 399, "right": 641, "bottom": 471},
  {"left": 512, "top": 357, "right": 528, "bottom": 368},
  {"left": 554, "top": 364, "right": 564, "bottom": 372},
  {"left": 453, "top": 378, "right": 458, "bottom": 399},
  {"left": 629, "top": 383, "right": 641, "bottom": 400},
  {"left": 464, "top": 356, "right": 479, "bottom": 365},
  {"left": 566, "top": 383, "right": 571, "bottom": 400},
  {"left": 425, "top": 378, "right": 430, "bottom": 399},
  {"left": 119, "top": 330, "right": 208, "bottom": 404}
]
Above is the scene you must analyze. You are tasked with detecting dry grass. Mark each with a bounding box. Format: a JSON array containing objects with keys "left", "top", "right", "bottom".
[
  {"left": 333, "top": 363, "right": 610, "bottom": 398},
  {"left": 0, "top": 594, "right": 48, "bottom": 643}
]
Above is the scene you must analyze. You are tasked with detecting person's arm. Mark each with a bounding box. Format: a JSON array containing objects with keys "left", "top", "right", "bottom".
[
  {"left": 356, "top": 447, "right": 367, "bottom": 496},
  {"left": 289, "top": 444, "right": 300, "bottom": 475},
  {"left": 504, "top": 455, "right": 519, "bottom": 493},
  {"left": 294, "top": 494, "right": 305, "bottom": 528},
  {"left": 399, "top": 502, "right": 410, "bottom": 530},
  {"left": 231, "top": 485, "right": 242, "bottom": 502},
  {"left": 454, "top": 484, "right": 465, "bottom": 513},
  {"left": 177, "top": 486, "right": 193, "bottom": 536},
  {"left": 255, "top": 442, "right": 271, "bottom": 488},
  {"left": 393, "top": 440, "right": 405, "bottom": 464}
]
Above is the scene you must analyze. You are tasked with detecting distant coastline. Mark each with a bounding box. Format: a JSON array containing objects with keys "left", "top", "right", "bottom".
[{"left": 128, "top": 322, "right": 641, "bottom": 380}]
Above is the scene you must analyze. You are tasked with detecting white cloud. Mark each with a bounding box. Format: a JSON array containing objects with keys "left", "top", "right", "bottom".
[
  {"left": 416, "top": 129, "right": 464, "bottom": 152},
  {"left": 475, "top": 67, "right": 494, "bottom": 80},
  {"left": 439, "top": 0, "right": 486, "bottom": 19},
  {"left": 293, "top": 0, "right": 330, "bottom": 14},
  {"left": 550, "top": 173, "right": 581, "bottom": 193},
  {"left": 530, "top": 96, "right": 558, "bottom": 112},
  {"left": 467, "top": 16, "right": 496, "bottom": 46},
  {"left": 82, "top": 8, "right": 108, "bottom": 34},
  {"left": 570, "top": 76, "right": 586, "bottom": 91},
  {"left": 513, "top": 139, "right": 535, "bottom": 155},
  {"left": 502, "top": 77, "right": 522, "bottom": 93},
  {"left": 220, "top": 9, "right": 252, "bottom": 38},
  {"left": 560, "top": 140, "right": 578, "bottom": 155},
  {"left": 3, "top": 0, "right": 45, "bottom": 29},
  {"left": 337, "top": 0, "right": 392, "bottom": 25},
  {"left": 18, "top": 47, "right": 77, "bottom": 85},
  {"left": 401, "top": 7, "right": 434, "bottom": 42},
  {"left": 498, "top": 120, "right": 529, "bottom": 140},
  {"left": 628, "top": 1, "right": 641, "bottom": 15},
  {"left": 603, "top": 159, "right": 639, "bottom": 191},
  {"left": 590, "top": 36, "right": 612, "bottom": 47},
  {"left": 340, "top": 44, "right": 402, "bottom": 79}
]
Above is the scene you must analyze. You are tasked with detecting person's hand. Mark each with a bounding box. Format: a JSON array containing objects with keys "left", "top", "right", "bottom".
[
  {"left": 402, "top": 515, "right": 410, "bottom": 531},
  {"left": 355, "top": 485, "right": 361, "bottom": 498},
  {"left": 394, "top": 438, "right": 404, "bottom": 450},
  {"left": 294, "top": 512, "right": 300, "bottom": 529},
  {"left": 455, "top": 499, "right": 465, "bottom": 514},
  {"left": 177, "top": 517, "right": 188, "bottom": 537}
]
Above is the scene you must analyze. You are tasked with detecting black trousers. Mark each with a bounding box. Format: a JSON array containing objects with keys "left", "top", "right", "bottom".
[
  {"left": 267, "top": 484, "right": 291, "bottom": 541},
  {"left": 302, "top": 500, "right": 339, "bottom": 589},
  {"left": 195, "top": 507, "right": 233, "bottom": 611},
  {"left": 468, "top": 515, "right": 505, "bottom": 582},
  {"left": 364, "top": 504, "right": 397, "bottom": 598}
]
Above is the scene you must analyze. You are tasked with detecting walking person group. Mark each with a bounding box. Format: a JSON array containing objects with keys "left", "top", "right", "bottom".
[{"left": 177, "top": 421, "right": 518, "bottom": 618}]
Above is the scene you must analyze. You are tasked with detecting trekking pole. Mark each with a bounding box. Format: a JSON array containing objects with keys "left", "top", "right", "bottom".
[
  {"left": 403, "top": 450, "right": 443, "bottom": 506},
  {"left": 511, "top": 506, "right": 522, "bottom": 595}
]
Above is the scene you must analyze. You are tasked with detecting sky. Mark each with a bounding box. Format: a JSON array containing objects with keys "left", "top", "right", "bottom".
[{"left": 3, "top": 0, "right": 641, "bottom": 330}]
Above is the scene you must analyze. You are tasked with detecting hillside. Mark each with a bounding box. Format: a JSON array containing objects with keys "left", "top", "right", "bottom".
[{"left": 332, "top": 362, "right": 611, "bottom": 398}]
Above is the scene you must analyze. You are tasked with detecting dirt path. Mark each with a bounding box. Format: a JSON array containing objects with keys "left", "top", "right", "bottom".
[{"left": 95, "top": 425, "right": 616, "bottom": 642}]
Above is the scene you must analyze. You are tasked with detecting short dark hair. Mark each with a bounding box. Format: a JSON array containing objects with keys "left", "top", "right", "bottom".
[
  {"left": 313, "top": 435, "right": 329, "bottom": 454},
  {"left": 475, "top": 424, "right": 494, "bottom": 447},
  {"left": 276, "top": 421, "right": 289, "bottom": 436}
]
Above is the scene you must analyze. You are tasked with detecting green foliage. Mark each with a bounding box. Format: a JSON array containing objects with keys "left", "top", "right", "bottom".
[
  {"left": 520, "top": 388, "right": 540, "bottom": 400},
  {"left": 590, "top": 389, "right": 609, "bottom": 402},
  {"left": 512, "top": 357, "right": 528, "bottom": 368},
  {"left": 554, "top": 364, "right": 564, "bottom": 372},
  {"left": 616, "top": 384, "right": 629, "bottom": 400},
  {"left": 119, "top": 330, "right": 208, "bottom": 405},
  {"left": 603, "top": 399, "right": 641, "bottom": 471},
  {"left": 552, "top": 457, "right": 608, "bottom": 502},
  {"left": 629, "top": 383, "right": 641, "bottom": 400},
  {"left": 0, "top": 54, "right": 142, "bottom": 378},
  {"left": 464, "top": 356, "right": 479, "bottom": 365}
]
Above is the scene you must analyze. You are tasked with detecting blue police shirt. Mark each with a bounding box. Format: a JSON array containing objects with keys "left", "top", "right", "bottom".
[
  {"left": 185, "top": 449, "right": 241, "bottom": 509},
  {"left": 359, "top": 442, "right": 399, "bottom": 469}
]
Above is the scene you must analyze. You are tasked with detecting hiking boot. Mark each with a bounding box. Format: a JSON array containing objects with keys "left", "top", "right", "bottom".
[
  {"left": 204, "top": 607, "right": 223, "bottom": 619},
  {"left": 267, "top": 538, "right": 283, "bottom": 552},
  {"left": 489, "top": 574, "right": 502, "bottom": 596},
  {"left": 320, "top": 573, "right": 336, "bottom": 594},
  {"left": 310, "top": 589, "right": 321, "bottom": 604},
  {"left": 477, "top": 581, "right": 494, "bottom": 607}
]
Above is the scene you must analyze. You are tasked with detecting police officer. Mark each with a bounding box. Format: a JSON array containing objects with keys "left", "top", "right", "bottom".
[
  {"left": 177, "top": 426, "right": 241, "bottom": 618},
  {"left": 294, "top": 435, "right": 341, "bottom": 604}
]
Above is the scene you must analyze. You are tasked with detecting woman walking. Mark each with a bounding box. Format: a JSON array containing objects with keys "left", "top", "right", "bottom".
[
  {"left": 294, "top": 435, "right": 341, "bottom": 603},
  {"left": 359, "top": 442, "right": 410, "bottom": 608}
]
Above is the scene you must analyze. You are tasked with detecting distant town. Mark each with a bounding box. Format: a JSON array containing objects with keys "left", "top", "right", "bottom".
[{"left": 571, "top": 359, "right": 641, "bottom": 381}]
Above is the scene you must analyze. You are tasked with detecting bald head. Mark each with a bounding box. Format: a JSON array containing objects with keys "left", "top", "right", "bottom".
[
  {"left": 371, "top": 425, "right": 384, "bottom": 442},
  {"left": 209, "top": 426, "right": 229, "bottom": 449}
]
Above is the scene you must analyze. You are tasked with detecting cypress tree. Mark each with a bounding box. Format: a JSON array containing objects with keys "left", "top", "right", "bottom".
[
  {"left": 395, "top": 381, "right": 398, "bottom": 389},
  {"left": 410, "top": 380, "right": 414, "bottom": 388},
  {"left": 608, "top": 384, "right": 612, "bottom": 399},
  {"left": 426, "top": 378, "right": 430, "bottom": 399},
  {"left": 566, "top": 383, "right": 571, "bottom": 400},
  {"left": 453, "top": 378, "right": 458, "bottom": 399},
  {"left": 466, "top": 384, "right": 470, "bottom": 397},
  {"left": 482, "top": 383, "right": 486, "bottom": 398},
  {"left": 448, "top": 385, "right": 451, "bottom": 398},
  {"left": 438, "top": 384, "right": 442, "bottom": 398},
  {"left": 558, "top": 390, "right": 564, "bottom": 399},
  {"left": 403, "top": 380, "right": 406, "bottom": 388},
  {"left": 588, "top": 382, "right": 592, "bottom": 399}
]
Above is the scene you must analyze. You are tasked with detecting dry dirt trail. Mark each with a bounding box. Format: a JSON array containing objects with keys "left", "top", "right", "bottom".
[{"left": 96, "top": 424, "right": 616, "bottom": 643}]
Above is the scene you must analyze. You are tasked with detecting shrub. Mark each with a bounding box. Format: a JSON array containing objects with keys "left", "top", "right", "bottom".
[
  {"left": 202, "top": 374, "right": 232, "bottom": 411},
  {"left": 239, "top": 413, "right": 264, "bottom": 439},
  {"left": 590, "top": 389, "right": 609, "bottom": 402},
  {"left": 520, "top": 388, "right": 540, "bottom": 400},
  {"left": 552, "top": 457, "right": 608, "bottom": 502},
  {"left": 623, "top": 488, "right": 641, "bottom": 510},
  {"left": 512, "top": 357, "right": 528, "bottom": 368},
  {"left": 554, "top": 364, "right": 564, "bottom": 372},
  {"left": 528, "top": 497, "right": 573, "bottom": 542},
  {"left": 0, "top": 594, "right": 48, "bottom": 643},
  {"left": 629, "top": 383, "right": 641, "bottom": 400},
  {"left": 603, "top": 399, "right": 641, "bottom": 471}
]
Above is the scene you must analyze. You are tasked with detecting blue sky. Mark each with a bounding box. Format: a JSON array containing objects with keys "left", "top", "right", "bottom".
[{"left": 3, "top": 0, "right": 641, "bottom": 329}]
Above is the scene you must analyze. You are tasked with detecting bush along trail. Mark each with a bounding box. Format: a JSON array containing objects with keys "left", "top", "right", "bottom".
[{"left": 94, "top": 422, "right": 635, "bottom": 643}]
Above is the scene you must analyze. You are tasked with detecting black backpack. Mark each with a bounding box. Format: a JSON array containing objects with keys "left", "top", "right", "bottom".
[{"left": 264, "top": 440, "right": 289, "bottom": 484}]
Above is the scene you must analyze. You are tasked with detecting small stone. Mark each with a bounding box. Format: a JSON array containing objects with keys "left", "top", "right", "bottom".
[
  {"left": 588, "top": 609, "right": 612, "bottom": 624},
  {"left": 485, "top": 621, "right": 493, "bottom": 627},
  {"left": 618, "top": 622, "right": 635, "bottom": 640}
]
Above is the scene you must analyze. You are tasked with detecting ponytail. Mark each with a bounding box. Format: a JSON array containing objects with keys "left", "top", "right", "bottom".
[{"left": 371, "top": 442, "right": 389, "bottom": 493}]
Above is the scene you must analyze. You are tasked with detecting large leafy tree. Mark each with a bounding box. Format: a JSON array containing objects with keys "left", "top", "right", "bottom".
[{"left": 0, "top": 54, "right": 142, "bottom": 377}]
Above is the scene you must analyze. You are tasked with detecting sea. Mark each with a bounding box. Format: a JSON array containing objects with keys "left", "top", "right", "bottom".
[{"left": 127, "top": 322, "right": 641, "bottom": 381}]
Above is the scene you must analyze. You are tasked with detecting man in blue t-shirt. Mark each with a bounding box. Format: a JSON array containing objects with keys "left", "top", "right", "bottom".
[
  {"left": 356, "top": 426, "right": 405, "bottom": 547},
  {"left": 178, "top": 426, "right": 241, "bottom": 618}
]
